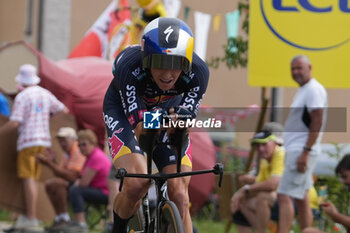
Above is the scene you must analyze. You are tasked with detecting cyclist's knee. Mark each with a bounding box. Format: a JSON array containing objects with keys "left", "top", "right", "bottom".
[
  {"left": 168, "top": 180, "right": 190, "bottom": 211},
  {"left": 123, "top": 177, "right": 150, "bottom": 201}
]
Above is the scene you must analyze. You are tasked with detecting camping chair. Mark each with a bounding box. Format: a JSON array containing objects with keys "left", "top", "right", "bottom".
[{"left": 85, "top": 203, "right": 108, "bottom": 230}]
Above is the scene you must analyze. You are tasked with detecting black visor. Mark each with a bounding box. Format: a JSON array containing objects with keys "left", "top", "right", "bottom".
[{"left": 143, "top": 54, "right": 191, "bottom": 72}]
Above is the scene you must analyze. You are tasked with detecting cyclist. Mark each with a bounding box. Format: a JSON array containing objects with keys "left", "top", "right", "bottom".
[{"left": 103, "top": 17, "right": 209, "bottom": 233}]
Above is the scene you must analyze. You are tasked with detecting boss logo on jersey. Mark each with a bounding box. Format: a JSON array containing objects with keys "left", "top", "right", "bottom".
[
  {"left": 182, "top": 86, "right": 200, "bottom": 111},
  {"left": 126, "top": 85, "right": 137, "bottom": 112},
  {"left": 261, "top": 0, "right": 350, "bottom": 50},
  {"left": 143, "top": 110, "right": 162, "bottom": 129}
]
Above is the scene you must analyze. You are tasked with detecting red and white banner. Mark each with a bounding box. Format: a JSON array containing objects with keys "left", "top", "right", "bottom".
[{"left": 68, "top": 0, "right": 132, "bottom": 61}]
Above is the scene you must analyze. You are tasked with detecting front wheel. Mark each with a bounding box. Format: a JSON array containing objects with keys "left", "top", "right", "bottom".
[{"left": 159, "top": 201, "right": 184, "bottom": 233}]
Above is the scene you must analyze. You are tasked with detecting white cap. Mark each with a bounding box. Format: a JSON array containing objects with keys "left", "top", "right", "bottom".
[
  {"left": 15, "top": 64, "right": 41, "bottom": 85},
  {"left": 56, "top": 127, "right": 77, "bottom": 139}
]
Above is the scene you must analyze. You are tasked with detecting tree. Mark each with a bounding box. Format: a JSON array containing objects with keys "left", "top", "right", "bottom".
[{"left": 207, "top": 0, "right": 249, "bottom": 69}]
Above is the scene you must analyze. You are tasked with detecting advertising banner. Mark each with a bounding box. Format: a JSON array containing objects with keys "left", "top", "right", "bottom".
[{"left": 248, "top": 0, "right": 350, "bottom": 88}]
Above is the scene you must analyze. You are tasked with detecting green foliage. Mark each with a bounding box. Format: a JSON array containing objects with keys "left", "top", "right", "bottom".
[
  {"left": 192, "top": 218, "right": 236, "bottom": 233},
  {"left": 207, "top": 37, "right": 248, "bottom": 69},
  {"left": 0, "top": 209, "right": 10, "bottom": 221},
  {"left": 224, "top": 154, "right": 245, "bottom": 173},
  {"left": 207, "top": 0, "right": 249, "bottom": 69},
  {"left": 214, "top": 141, "right": 246, "bottom": 173},
  {"left": 313, "top": 143, "right": 350, "bottom": 233}
]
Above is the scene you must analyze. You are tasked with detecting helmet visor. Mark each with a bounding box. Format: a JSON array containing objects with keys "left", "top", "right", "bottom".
[{"left": 143, "top": 54, "right": 190, "bottom": 72}]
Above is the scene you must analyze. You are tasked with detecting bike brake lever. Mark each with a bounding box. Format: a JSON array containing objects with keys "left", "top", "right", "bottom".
[
  {"left": 213, "top": 163, "right": 224, "bottom": 187},
  {"left": 116, "top": 168, "right": 127, "bottom": 192}
]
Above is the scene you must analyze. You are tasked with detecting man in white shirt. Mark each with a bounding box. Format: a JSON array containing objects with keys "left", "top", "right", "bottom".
[{"left": 277, "top": 55, "right": 328, "bottom": 233}]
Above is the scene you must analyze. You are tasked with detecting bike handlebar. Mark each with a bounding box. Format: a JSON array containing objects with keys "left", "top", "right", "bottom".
[{"left": 116, "top": 163, "right": 224, "bottom": 192}]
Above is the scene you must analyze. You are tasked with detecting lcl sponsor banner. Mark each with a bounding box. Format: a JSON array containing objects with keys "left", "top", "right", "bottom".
[{"left": 248, "top": 0, "right": 350, "bottom": 88}]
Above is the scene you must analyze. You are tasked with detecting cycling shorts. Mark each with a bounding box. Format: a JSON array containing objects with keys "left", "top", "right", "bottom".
[{"left": 103, "top": 87, "right": 192, "bottom": 171}]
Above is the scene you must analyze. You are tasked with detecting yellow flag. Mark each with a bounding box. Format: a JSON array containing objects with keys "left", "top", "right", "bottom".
[{"left": 213, "top": 14, "right": 221, "bottom": 32}]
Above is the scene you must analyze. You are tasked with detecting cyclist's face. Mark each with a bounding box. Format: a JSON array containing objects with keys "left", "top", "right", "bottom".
[{"left": 151, "top": 68, "right": 182, "bottom": 91}]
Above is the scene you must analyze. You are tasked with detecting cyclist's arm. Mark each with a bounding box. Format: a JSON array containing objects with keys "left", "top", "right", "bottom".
[
  {"left": 179, "top": 53, "right": 209, "bottom": 118},
  {"left": 112, "top": 48, "right": 147, "bottom": 128}
]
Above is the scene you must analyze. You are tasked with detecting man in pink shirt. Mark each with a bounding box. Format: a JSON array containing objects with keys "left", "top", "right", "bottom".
[{"left": 0, "top": 64, "right": 68, "bottom": 231}]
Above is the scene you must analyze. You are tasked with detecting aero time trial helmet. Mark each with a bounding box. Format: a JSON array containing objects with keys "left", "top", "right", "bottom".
[{"left": 141, "top": 17, "right": 194, "bottom": 72}]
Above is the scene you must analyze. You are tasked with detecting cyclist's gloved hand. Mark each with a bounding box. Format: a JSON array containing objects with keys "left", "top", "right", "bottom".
[{"left": 150, "top": 106, "right": 167, "bottom": 116}]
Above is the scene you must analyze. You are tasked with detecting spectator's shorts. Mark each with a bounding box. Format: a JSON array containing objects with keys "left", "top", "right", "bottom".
[
  {"left": 17, "top": 146, "right": 46, "bottom": 179},
  {"left": 277, "top": 149, "right": 318, "bottom": 199}
]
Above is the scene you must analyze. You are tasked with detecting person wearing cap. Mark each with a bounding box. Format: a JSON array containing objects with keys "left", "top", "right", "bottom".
[
  {"left": 230, "top": 129, "right": 285, "bottom": 233},
  {"left": 35, "top": 127, "right": 86, "bottom": 230},
  {"left": 0, "top": 64, "right": 69, "bottom": 231}
]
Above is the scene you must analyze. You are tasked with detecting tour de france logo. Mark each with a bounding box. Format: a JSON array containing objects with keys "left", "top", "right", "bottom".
[{"left": 260, "top": 0, "right": 350, "bottom": 50}]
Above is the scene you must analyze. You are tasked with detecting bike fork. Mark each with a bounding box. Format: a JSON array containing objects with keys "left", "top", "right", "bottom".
[{"left": 142, "top": 193, "right": 151, "bottom": 233}]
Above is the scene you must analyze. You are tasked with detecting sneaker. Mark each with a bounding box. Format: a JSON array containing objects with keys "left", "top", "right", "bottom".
[
  {"left": 44, "top": 220, "right": 69, "bottom": 232},
  {"left": 101, "top": 222, "right": 113, "bottom": 233},
  {"left": 13, "top": 215, "right": 42, "bottom": 230},
  {"left": 54, "top": 221, "right": 88, "bottom": 233}
]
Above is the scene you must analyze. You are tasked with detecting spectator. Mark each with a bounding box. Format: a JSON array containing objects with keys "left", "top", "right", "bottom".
[
  {"left": 302, "top": 154, "right": 350, "bottom": 233},
  {"left": 132, "top": 0, "right": 167, "bottom": 44},
  {"left": 59, "top": 129, "right": 112, "bottom": 232},
  {"left": 230, "top": 129, "right": 284, "bottom": 233},
  {"left": 262, "top": 122, "right": 284, "bottom": 146},
  {"left": 277, "top": 55, "right": 328, "bottom": 233},
  {"left": 0, "top": 64, "right": 68, "bottom": 231},
  {"left": 35, "top": 127, "right": 86, "bottom": 229},
  {"left": 136, "top": 0, "right": 167, "bottom": 23}
]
